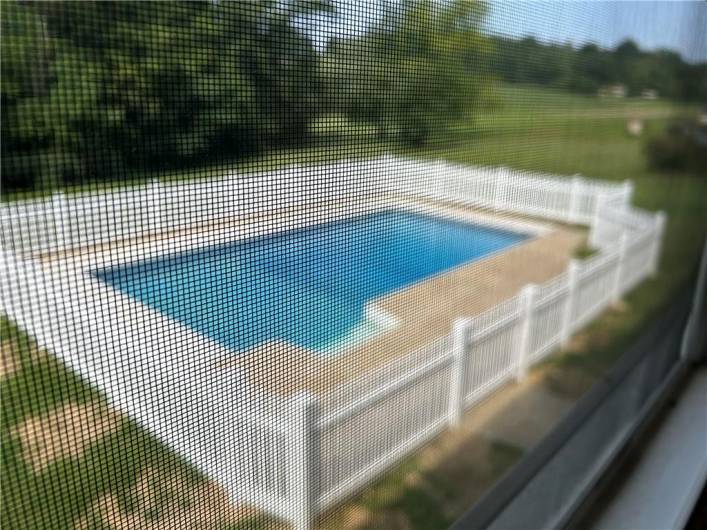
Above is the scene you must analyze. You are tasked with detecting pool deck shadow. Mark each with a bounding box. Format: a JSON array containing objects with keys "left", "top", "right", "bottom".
[{"left": 234, "top": 205, "right": 585, "bottom": 396}]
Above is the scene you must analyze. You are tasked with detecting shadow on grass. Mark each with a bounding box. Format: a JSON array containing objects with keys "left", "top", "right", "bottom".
[
  {"left": 319, "top": 440, "right": 523, "bottom": 530},
  {"left": 1, "top": 318, "right": 205, "bottom": 530}
]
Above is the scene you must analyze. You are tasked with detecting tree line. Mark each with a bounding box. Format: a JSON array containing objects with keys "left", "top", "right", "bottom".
[
  {"left": 2, "top": 1, "right": 705, "bottom": 193},
  {"left": 2, "top": 1, "right": 328, "bottom": 191},
  {"left": 489, "top": 36, "right": 706, "bottom": 100}
]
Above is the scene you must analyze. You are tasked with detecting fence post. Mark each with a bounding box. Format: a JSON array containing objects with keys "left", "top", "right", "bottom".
[
  {"left": 650, "top": 211, "right": 667, "bottom": 277},
  {"left": 449, "top": 318, "right": 471, "bottom": 427},
  {"left": 612, "top": 231, "right": 629, "bottom": 303},
  {"left": 561, "top": 260, "right": 581, "bottom": 346},
  {"left": 567, "top": 175, "right": 583, "bottom": 224},
  {"left": 52, "top": 191, "right": 68, "bottom": 250},
  {"left": 493, "top": 167, "right": 506, "bottom": 212},
  {"left": 589, "top": 192, "right": 606, "bottom": 249},
  {"left": 516, "top": 284, "right": 537, "bottom": 381},
  {"left": 622, "top": 179, "right": 634, "bottom": 206},
  {"left": 290, "top": 392, "right": 319, "bottom": 530},
  {"left": 148, "top": 179, "right": 162, "bottom": 233}
]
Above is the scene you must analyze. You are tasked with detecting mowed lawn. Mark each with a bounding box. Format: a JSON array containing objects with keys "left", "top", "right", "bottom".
[
  {"left": 2, "top": 84, "right": 705, "bottom": 529},
  {"left": 0, "top": 319, "right": 264, "bottom": 529}
]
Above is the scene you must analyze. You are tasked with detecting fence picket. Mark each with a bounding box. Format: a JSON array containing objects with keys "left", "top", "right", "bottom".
[
  {"left": 516, "top": 284, "right": 537, "bottom": 381},
  {"left": 613, "top": 232, "right": 629, "bottom": 303},
  {"left": 561, "top": 260, "right": 581, "bottom": 345},
  {"left": 449, "top": 318, "right": 471, "bottom": 427},
  {"left": 290, "top": 392, "right": 319, "bottom": 530},
  {"left": 567, "top": 175, "right": 583, "bottom": 224}
]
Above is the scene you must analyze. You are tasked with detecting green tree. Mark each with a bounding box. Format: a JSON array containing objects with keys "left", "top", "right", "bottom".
[
  {"left": 326, "top": 0, "right": 489, "bottom": 146},
  {"left": 2, "top": 1, "right": 328, "bottom": 191},
  {"left": 1, "top": 2, "right": 56, "bottom": 190}
]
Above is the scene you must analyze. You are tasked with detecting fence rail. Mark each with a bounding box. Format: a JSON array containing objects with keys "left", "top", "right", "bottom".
[
  {"left": 0, "top": 157, "right": 664, "bottom": 530},
  {"left": 1, "top": 156, "right": 630, "bottom": 254}
]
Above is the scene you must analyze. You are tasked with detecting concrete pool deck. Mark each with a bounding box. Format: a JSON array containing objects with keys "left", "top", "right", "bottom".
[
  {"left": 35, "top": 197, "right": 584, "bottom": 399},
  {"left": 232, "top": 206, "right": 585, "bottom": 396}
]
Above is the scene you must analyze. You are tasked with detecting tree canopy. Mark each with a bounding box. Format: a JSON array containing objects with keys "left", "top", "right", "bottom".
[
  {"left": 2, "top": 1, "right": 704, "bottom": 193},
  {"left": 324, "top": 0, "right": 489, "bottom": 145},
  {"left": 2, "top": 1, "right": 330, "bottom": 189}
]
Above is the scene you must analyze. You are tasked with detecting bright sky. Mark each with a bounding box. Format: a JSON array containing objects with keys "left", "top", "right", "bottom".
[
  {"left": 486, "top": 1, "right": 707, "bottom": 63},
  {"left": 308, "top": 0, "right": 707, "bottom": 63}
]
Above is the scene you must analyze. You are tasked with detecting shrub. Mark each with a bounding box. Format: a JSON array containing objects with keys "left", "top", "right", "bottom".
[{"left": 644, "top": 120, "right": 707, "bottom": 174}]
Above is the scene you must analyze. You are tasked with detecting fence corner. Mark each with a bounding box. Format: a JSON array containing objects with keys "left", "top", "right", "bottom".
[{"left": 561, "top": 259, "right": 581, "bottom": 346}]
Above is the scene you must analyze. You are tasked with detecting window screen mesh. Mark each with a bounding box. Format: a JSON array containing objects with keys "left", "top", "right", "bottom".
[{"left": 1, "top": 2, "right": 705, "bottom": 529}]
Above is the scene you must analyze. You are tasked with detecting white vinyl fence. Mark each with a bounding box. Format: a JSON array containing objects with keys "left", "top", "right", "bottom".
[
  {"left": 0, "top": 157, "right": 665, "bottom": 530},
  {"left": 1, "top": 155, "right": 631, "bottom": 254}
]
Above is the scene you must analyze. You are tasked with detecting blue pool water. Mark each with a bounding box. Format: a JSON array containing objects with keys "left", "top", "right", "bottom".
[{"left": 96, "top": 211, "right": 527, "bottom": 353}]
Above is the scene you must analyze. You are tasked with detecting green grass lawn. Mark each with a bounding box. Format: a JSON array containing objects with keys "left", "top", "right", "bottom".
[
  {"left": 2, "top": 84, "right": 705, "bottom": 529},
  {"left": 0, "top": 319, "right": 269, "bottom": 530},
  {"left": 0, "top": 320, "right": 197, "bottom": 529}
]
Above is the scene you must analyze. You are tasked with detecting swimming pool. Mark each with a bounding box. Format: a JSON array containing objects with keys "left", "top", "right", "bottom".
[{"left": 96, "top": 210, "right": 527, "bottom": 354}]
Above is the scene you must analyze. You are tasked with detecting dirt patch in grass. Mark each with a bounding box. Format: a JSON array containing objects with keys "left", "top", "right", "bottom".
[
  {"left": 543, "top": 334, "right": 613, "bottom": 399},
  {"left": 11, "top": 401, "right": 123, "bottom": 473},
  {"left": 544, "top": 301, "right": 634, "bottom": 399},
  {"left": 74, "top": 467, "right": 259, "bottom": 530},
  {"left": 1, "top": 327, "right": 50, "bottom": 379},
  {"left": 542, "top": 365, "right": 597, "bottom": 400},
  {"left": 320, "top": 436, "right": 523, "bottom": 530},
  {"left": 1, "top": 341, "right": 21, "bottom": 379}
]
